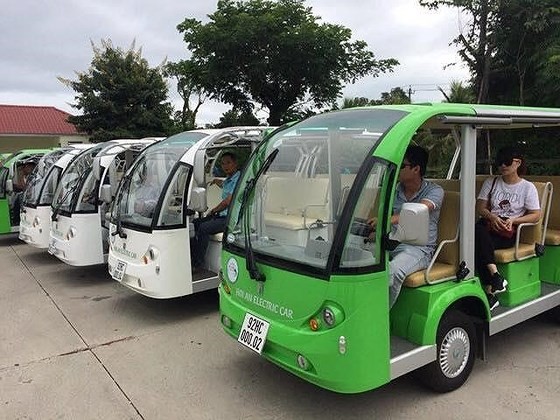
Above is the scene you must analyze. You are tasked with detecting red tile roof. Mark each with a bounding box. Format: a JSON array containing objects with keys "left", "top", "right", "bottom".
[{"left": 0, "top": 104, "right": 82, "bottom": 135}]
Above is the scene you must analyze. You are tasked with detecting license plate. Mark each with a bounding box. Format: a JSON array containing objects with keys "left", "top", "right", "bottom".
[
  {"left": 113, "top": 260, "right": 127, "bottom": 281},
  {"left": 237, "top": 313, "right": 270, "bottom": 354}
]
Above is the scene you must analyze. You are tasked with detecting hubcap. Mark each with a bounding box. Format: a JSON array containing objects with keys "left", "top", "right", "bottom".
[{"left": 439, "top": 327, "right": 470, "bottom": 378}]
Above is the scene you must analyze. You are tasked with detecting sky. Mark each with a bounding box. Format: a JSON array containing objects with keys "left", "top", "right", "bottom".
[{"left": 1, "top": 0, "right": 470, "bottom": 125}]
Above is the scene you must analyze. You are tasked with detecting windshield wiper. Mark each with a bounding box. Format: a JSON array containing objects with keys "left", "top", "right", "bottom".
[
  {"left": 111, "top": 175, "right": 131, "bottom": 238},
  {"left": 238, "top": 148, "right": 279, "bottom": 284},
  {"left": 51, "top": 169, "right": 89, "bottom": 221}
]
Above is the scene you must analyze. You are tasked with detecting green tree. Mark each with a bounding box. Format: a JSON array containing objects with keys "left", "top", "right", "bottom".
[
  {"left": 212, "top": 107, "right": 261, "bottom": 128},
  {"left": 438, "top": 80, "right": 475, "bottom": 103},
  {"left": 174, "top": 0, "right": 398, "bottom": 125},
  {"left": 371, "top": 87, "right": 410, "bottom": 105},
  {"left": 164, "top": 60, "right": 209, "bottom": 131},
  {"left": 419, "top": 0, "right": 500, "bottom": 104},
  {"left": 338, "top": 97, "right": 372, "bottom": 109},
  {"left": 490, "top": 0, "right": 560, "bottom": 106},
  {"left": 59, "top": 39, "right": 173, "bottom": 142}
]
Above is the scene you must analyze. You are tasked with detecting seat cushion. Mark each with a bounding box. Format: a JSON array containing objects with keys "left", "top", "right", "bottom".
[
  {"left": 404, "top": 263, "right": 457, "bottom": 288},
  {"left": 545, "top": 228, "right": 560, "bottom": 245},
  {"left": 264, "top": 213, "right": 307, "bottom": 230},
  {"left": 494, "top": 243, "right": 535, "bottom": 263}
]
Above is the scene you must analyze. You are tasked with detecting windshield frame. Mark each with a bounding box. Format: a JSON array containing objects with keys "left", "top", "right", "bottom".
[
  {"left": 52, "top": 145, "right": 104, "bottom": 217},
  {"left": 223, "top": 108, "right": 407, "bottom": 280},
  {"left": 112, "top": 160, "right": 193, "bottom": 233}
]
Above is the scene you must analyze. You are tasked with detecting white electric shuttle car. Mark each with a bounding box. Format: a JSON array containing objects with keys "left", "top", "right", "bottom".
[
  {"left": 108, "top": 127, "right": 270, "bottom": 298},
  {"left": 49, "top": 139, "right": 158, "bottom": 265},
  {"left": 19, "top": 145, "right": 93, "bottom": 248}
]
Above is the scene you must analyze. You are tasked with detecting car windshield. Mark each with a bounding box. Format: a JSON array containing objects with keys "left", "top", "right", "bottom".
[
  {"left": 22, "top": 149, "right": 67, "bottom": 207},
  {"left": 52, "top": 145, "right": 104, "bottom": 214},
  {"left": 225, "top": 108, "right": 407, "bottom": 270},
  {"left": 112, "top": 131, "right": 210, "bottom": 228},
  {"left": 0, "top": 167, "right": 8, "bottom": 198}
]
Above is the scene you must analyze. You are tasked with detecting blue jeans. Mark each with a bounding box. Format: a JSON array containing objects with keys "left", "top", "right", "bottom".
[
  {"left": 191, "top": 215, "right": 226, "bottom": 267},
  {"left": 389, "top": 244, "right": 432, "bottom": 308}
]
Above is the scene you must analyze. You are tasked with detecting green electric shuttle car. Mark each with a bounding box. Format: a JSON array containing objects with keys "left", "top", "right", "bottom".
[
  {"left": 0, "top": 149, "right": 51, "bottom": 234},
  {"left": 218, "top": 103, "right": 560, "bottom": 394}
]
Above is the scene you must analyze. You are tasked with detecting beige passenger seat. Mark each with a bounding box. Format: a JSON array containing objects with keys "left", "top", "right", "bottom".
[
  {"left": 404, "top": 190, "right": 460, "bottom": 287},
  {"left": 264, "top": 176, "right": 329, "bottom": 230},
  {"left": 494, "top": 181, "right": 553, "bottom": 262},
  {"left": 526, "top": 175, "right": 559, "bottom": 245}
]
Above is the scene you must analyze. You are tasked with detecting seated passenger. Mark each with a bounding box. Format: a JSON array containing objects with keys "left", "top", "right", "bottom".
[
  {"left": 475, "top": 147, "right": 540, "bottom": 310},
  {"left": 370, "top": 145, "right": 443, "bottom": 308},
  {"left": 191, "top": 152, "right": 240, "bottom": 269}
]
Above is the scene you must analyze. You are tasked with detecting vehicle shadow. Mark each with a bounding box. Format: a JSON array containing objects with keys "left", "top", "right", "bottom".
[{"left": 0, "top": 233, "right": 21, "bottom": 247}]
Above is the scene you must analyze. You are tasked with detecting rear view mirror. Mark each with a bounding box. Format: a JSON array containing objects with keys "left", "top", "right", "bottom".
[
  {"left": 100, "top": 184, "right": 112, "bottom": 204},
  {"left": 189, "top": 187, "right": 208, "bottom": 213},
  {"left": 389, "top": 203, "right": 429, "bottom": 246}
]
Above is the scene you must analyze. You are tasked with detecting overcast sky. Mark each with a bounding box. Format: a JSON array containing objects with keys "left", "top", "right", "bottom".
[{"left": 1, "top": 0, "right": 470, "bottom": 125}]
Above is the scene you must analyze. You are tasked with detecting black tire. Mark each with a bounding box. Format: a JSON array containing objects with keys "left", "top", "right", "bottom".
[
  {"left": 417, "top": 310, "right": 476, "bottom": 393},
  {"left": 548, "top": 306, "right": 560, "bottom": 323}
]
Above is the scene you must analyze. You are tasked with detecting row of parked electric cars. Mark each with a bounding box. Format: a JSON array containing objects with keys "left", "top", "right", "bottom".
[{"left": 3, "top": 126, "right": 271, "bottom": 299}]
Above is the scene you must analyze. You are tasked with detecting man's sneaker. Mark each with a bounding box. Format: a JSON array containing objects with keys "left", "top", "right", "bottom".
[
  {"left": 490, "top": 272, "right": 508, "bottom": 294},
  {"left": 487, "top": 294, "right": 500, "bottom": 311}
]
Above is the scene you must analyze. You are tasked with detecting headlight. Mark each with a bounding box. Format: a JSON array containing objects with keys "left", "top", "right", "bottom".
[
  {"left": 66, "top": 227, "right": 76, "bottom": 240},
  {"left": 322, "top": 307, "right": 335, "bottom": 326}
]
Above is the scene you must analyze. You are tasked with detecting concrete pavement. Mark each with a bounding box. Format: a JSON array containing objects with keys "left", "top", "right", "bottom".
[{"left": 1, "top": 233, "right": 559, "bottom": 419}]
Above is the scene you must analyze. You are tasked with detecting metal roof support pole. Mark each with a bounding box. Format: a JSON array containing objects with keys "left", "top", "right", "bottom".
[{"left": 459, "top": 124, "right": 477, "bottom": 276}]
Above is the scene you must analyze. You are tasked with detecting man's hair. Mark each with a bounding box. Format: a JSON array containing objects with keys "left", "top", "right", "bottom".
[
  {"left": 221, "top": 152, "right": 237, "bottom": 162},
  {"left": 405, "top": 145, "right": 429, "bottom": 176}
]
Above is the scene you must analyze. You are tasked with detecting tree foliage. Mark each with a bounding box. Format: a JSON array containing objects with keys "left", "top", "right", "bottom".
[
  {"left": 419, "top": 0, "right": 500, "bottom": 104},
  {"left": 164, "top": 60, "right": 209, "bottom": 131},
  {"left": 335, "top": 88, "right": 410, "bottom": 109},
  {"left": 211, "top": 107, "right": 260, "bottom": 128},
  {"left": 174, "top": 0, "right": 398, "bottom": 125},
  {"left": 490, "top": 0, "right": 560, "bottom": 106},
  {"left": 438, "top": 80, "right": 475, "bottom": 103},
  {"left": 59, "top": 39, "right": 173, "bottom": 142}
]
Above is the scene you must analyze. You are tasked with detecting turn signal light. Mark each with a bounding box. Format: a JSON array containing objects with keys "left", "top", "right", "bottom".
[
  {"left": 309, "top": 318, "right": 319, "bottom": 331},
  {"left": 222, "top": 281, "right": 231, "bottom": 294}
]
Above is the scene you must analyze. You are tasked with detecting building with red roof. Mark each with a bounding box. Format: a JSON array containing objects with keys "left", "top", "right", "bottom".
[{"left": 0, "top": 105, "right": 89, "bottom": 153}]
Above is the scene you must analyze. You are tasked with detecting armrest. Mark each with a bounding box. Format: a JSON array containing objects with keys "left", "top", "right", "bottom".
[
  {"left": 425, "top": 232, "right": 459, "bottom": 285},
  {"left": 303, "top": 203, "right": 328, "bottom": 228}
]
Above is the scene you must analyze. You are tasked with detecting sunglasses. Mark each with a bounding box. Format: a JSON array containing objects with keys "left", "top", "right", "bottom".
[
  {"left": 400, "top": 162, "right": 415, "bottom": 169},
  {"left": 496, "top": 157, "right": 521, "bottom": 167}
]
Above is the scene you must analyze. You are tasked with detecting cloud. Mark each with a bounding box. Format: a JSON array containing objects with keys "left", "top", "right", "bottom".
[{"left": 1, "top": 0, "right": 470, "bottom": 125}]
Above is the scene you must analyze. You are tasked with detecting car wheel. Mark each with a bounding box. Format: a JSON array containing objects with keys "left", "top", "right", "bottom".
[{"left": 417, "top": 310, "right": 476, "bottom": 393}]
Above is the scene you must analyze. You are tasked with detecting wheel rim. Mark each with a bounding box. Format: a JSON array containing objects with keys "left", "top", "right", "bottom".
[{"left": 439, "top": 327, "right": 470, "bottom": 378}]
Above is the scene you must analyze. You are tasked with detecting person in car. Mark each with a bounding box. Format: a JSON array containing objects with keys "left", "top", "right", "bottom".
[
  {"left": 475, "top": 146, "right": 540, "bottom": 310},
  {"left": 191, "top": 152, "right": 240, "bottom": 269}
]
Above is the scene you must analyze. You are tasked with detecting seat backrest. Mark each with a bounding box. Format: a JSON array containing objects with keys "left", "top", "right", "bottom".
[
  {"left": 436, "top": 190, "right": 460, "bottom": 266},
  {"left": 264, "top": 176, "right": 329, "bottom": 218},
  {"left": 428, "top": 178, "right": 460, "bottom": 192},
  {"left": 519, "top": 181, "right": 550, "bottom": 244},
  {"left": 526, "top": 175, "right": 559, "bottom": 230}
]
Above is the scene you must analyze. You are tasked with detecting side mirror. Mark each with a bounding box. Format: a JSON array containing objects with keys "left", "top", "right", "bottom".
[
  {"left": 6, "top": 179, "right": 13, "bottom": 193},
  {"left": 189, "top": 187, "right": 208, "bottom": 213},
  {"left": 100, "top": 184, "right": 112, "bottom": 204},
  {"left": 389, "top": 203, "right": 429, "bottom": 246},
  {"left": 92, "top": 158, "right": 102, "bottom": 181}
]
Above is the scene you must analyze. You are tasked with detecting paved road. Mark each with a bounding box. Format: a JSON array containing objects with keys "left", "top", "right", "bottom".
[{"left": 1, "top": 234, "right": 559, "bottom": 419}]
